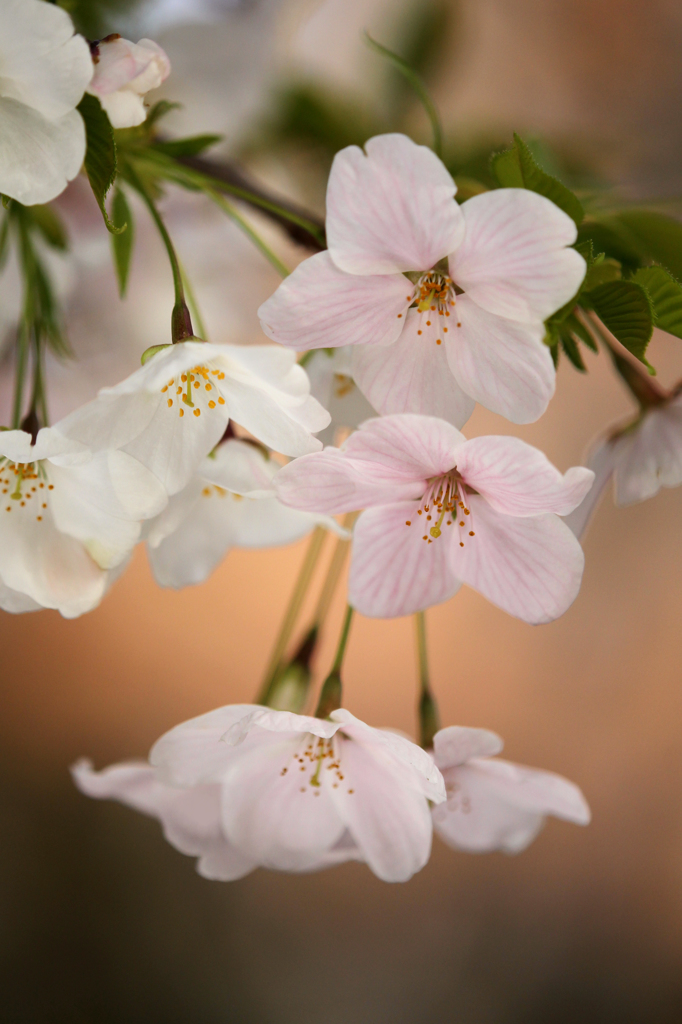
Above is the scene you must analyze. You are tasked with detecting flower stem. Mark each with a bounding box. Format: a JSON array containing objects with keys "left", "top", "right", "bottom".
[
  {"left": 180, "top": 260, "right": 209, "bottom": 341},
  {"left": 415, "top": 611, "right": 440, "bottom": 749},
  {"left": 205, "top": 188, "right": 290, "bottom": 279},
  {"left": 581, "top": 309, "right": 667, "bottom": 408},
  {"left": 256, "top": 527, "right": 327, "bottom": 704},
  {"left": 315, "top": 604, "right": 354, "bottom": 718},
  {"left": 125, "top": 164, "right": 194, "bottom": 343},
  {"left": 311, "top": 513, "right": 356, "bottom": 628}
]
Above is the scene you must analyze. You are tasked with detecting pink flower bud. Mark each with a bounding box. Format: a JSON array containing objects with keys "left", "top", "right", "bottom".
[{"left": 88, "top": 34, "right": 170, "bottom": 128}]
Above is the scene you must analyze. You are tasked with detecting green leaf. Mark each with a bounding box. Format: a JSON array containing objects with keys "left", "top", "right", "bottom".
[
  {"left": 491, "top": 134, "right": 584, "bottom": 226},
  {"left": 143, "top": 100, "right": 182, "bottom": 130},
  {"left": 77, "top": 94, "right": 122, "bottom": 234},
  {"left": 153, "top": 134, "right": 223, "bottom": 159},
  {"left": 566, "top": 312, "right": 598, "bottom": 352},
  {"left": 560, "top": 330, "right": 587, "bottom": 371},
  {"left": 30, "top": 204, "right": 68, "bottom": 250},
  {"left": 583, "top": 255, "right": 621, "bottom": 291},
  {"left": 110, "top": 188, "right": 134, "bottom": 297},
  {"left": 633, "top": 266, "right": 682, "bottom": 340},
  {"left": 579, "top": 210, "right": 682, "bottom": 279},
  {"left": 587, "top": 280, "right": 654, "bottom": 365}
]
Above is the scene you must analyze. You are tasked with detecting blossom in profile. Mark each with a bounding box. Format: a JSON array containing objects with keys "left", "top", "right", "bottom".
[
  {"left": 57, "top": 341, "right": 330, "bottom": 498},
  {"left": 430, "top": 726, "right": 590, "bottom": 853},
  {"left": 276, "top": 414, "right": 593, "bottom": 622},
  {"left": 304, "top": 347, "right": 376, "bottom": 445},
  {"left": 0, "top": 0, "right": 93, "bottom": 205},
  {"left": 87, "top": 35, "right": 171, "bottom": 128},
  {"left": 75, "top": 703, "right": 446, "bottom": 883},
  {"left": 0, "top": 425, "right": 166, "bottom": 617},
  {"left": 146, "top": 436, "right": 344, "bottom": 589},
  {"left": 259, "top": 133, "right": 585, "bottom": 426}
]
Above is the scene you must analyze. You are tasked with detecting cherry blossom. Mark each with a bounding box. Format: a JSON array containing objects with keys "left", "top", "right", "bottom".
[
  {"left": 57, "top": 341, "right": 330, "bottom": 498},
  {"left": 0, "top": 0, "right": 93, "bottom": 205},
  {"left": 275, "top": 414, "right": 593, "bottom": 622},
  {"left": 259, "top": 134, "right": 585, "bottom": 426},
  {"left": 87, "top": 35, "right": 171, "bottom": 128},
  {"left": 0, "top": 426, "right": 166, "bottom": 617},
  {"left": 146, "top": 437, "right": 344, "bottom": 588},
  {"left": 304, "top": 347, "right": 376, "bottom": 445},
  {"left": 430, "top": 726, "right": 590, "bottom": 853}
]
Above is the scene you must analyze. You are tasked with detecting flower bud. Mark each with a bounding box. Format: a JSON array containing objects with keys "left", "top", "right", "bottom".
[{"left": 88, "top": 35, "right": 170, "bottom": 129}]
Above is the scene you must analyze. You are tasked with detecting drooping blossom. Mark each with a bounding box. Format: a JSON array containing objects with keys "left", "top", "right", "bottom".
[
  {"left": 87, "top": 35, "right": 171, "bottom": 128},
  {"left": 430, "top": 726, "right": 590, "bottom": 853},
  {"left": 146, "top": 436, "right": 345, "bottom": 588},
  {"left": 75, "top": 703, "right": 446, "bottom": 883},
  {"left": 275, "top": 414, "right": 593, "bottom": 622},
  {"left": 259, "top": 134, "right": 585, "bottom": 426},
  {"left": 304, "top": 347, "right": 376, "bottom": 445},
  {"left": 565, "top": 389, "right": 682, "bottom": 539},
  {"left": 57, "top": 341, "right": 330, "bottom": 498},
  {"left": 0, "top": 0, "right": 93, "bottom": 205},
  {"left": 0, "top": 426, "right": 166, "bottom": 617}
]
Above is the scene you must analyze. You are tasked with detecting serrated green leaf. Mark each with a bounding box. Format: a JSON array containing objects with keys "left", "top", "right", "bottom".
[
  {"left": 78, "top": 94, "right": 122, "bottom": 234},
  {"left": 633, "top": 266, "right": 682, "bottom": 340},
  {"left": 110, "top": 188, "right": 134, "bottom": 297},
  {"left": 583, "top": 256, "right": 621, "bottom": 291},
  {"left": 30, "top": 204, "right": 68, "bottom": 250},
  {"left": 491, "top": 134, "right": 584, "bottom": 226},
  {"left": 153, "top": 134, "right": 223, "bottom": 159},
  {"left": 579, "top": 210, "right": 682, "bottom": 280},
  {"left": 566, "top": 312, "right": 598, "bottom": 352},
  {"left": 560, "top": 331, "right": 587, "bottom": 371},
  {"left": 588, "top": 280, "right": 653, "bottom": 365}
]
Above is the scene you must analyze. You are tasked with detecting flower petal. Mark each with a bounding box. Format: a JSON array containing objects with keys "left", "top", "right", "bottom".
[
  {"left": 0, "top": 100, "right": 86, "bottom": 206},
  {"left": 455, "top": 435, "right": 594, "bottom": 516},
  {"left": 342, "top": 414, "right": 466, "bottom": 479},
  {"left": 258, "top": 251, "right": 410, "bottom": 350},
  {"left": 450, "top": 189, "right": 585, "bottom": 322},
  {"left": 563, "top": 436, "right": 616, "bottom": 539},
  {"left": 612, "top": 398, "right": 682, "bottom": 506},
  {"left": 445, "top": 295, "right": 555, "bottom": 423},
  {"left": 348, "top": 502, "right": 461, "bottom": 618},
  {"left": 432, "top": 726, "right": 504, "bottom": 768},
  {"left": 0, "top": 578, "right": 42, "bottom": 614},
  {"left": 326, "top": 133, "right": 464, "bottom": 275},
  {"left": 200, "top": 439, "right": 276, "bottom": 497},
  {"left": 450, "top": 496, "right": 585, "bottom": 624},
  {"left": 0, "top": 426, "right": 89, "bottom": 465},
  {"left": 351, "top": 310, "right": 475, "bottom": 428}
]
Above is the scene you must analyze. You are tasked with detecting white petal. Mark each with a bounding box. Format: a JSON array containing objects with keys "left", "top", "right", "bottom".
[
  {"left": 455, "top": 435, "right": 594, "bottom": 516},
  {"left": 348, "top": 502, "right": 462, "bottom": 618},
  {"left": 342, "top": 414, "right": 466, "bottom": 479},
  {"left": 258, "top": 251, "right": 410, "bottom": 350},
  {"left": 450, "top": 189, "right": 585, "bottom": 322},
  {"left": 100, "top": 90, "right": 147, "bottom": 128},
  {"left": 200, "top": 439, "right": 275, "bottom": 497},
  {"left": 0, "top": 100, "right": 86, "bottom": 205},
  {"left": 305, "top": 347, "right": 378, "bottom": 444},
  {"left": 445, "top": 295, "right": 555, "bottom": 423},
  {"left": 450, "top": 496, "right": 585, "bottom": 624},
  {"left": 351, "top": 310, "right": 475, "bottom": 428},
  {"left": 562, "top": 437, "right": 616, "bottom": 539},
  {"left": 275, "top": 448, "right": 424, "bottom": 515},
  {"left": 326, "top": 133, "right": 464, "bottom": 275},
  {"left": 328, "top": 736, "right": 434, "bottom": 882},
  {"left": 432, "top": 726, "right": 504, "bottom": 768},
  {"left": 0, "top": 577, "right": 42, "bottom": 614},
  {"left": 613, "top": 399, "right": 682, "bottom": 505},
  {"left": 0, "top": 426, "right": 89, "bottom": 465}
]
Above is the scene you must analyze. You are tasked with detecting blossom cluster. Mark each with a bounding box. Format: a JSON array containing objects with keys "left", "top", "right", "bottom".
[{"left": 3, "top": 0, "right": 680, "bottom": 886}]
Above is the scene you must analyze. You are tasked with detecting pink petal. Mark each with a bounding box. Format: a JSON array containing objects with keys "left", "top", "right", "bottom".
[
  {"left": 562, "top": 437, "right": 616, "bottom": 539},
  {"left": 450, "top": 189, "right": 585, "bottom": 321},
  {"left": 612, "top": 399, "right": 682, "bottom": 506},
  {"left": 258, "top": 251, "right": 410, "bottom": 351},
  {"left": 275, "top": 448, "right": 424, "bottom": 515},
  {"left": 465, "top": 758, "right": 591, "bottom": 823},
  {"left": 351, "top": 309, "right": 475, "bottom": 428},
  {"left": 348, "top": 502, "right": 461, "bottom": 618},
  {"left": 326, "top": 134, "right": 464, "bottom": 275},
  {"left": 432, "top": 726, "right": 504, "bottom": 768},
  {"left": 342, "top": 414, "right": 466, "bottom": 479},
  {"left": 455, "top": 435, "right": 594, "bottom": 516},
  {"left": 445, "top": 295, "right": 555, "bottom": 423},
  {"left": 450, "top": 496, "right": 585, "bottom": 624}
]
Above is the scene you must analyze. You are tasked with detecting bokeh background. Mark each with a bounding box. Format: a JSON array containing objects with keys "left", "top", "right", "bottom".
[{"left": 2, "top": 0, "right": 682, "bottom": 1020}]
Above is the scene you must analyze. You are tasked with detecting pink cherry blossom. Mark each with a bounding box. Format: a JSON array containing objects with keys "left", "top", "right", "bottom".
[
  {"left": 87, "top": 35, "right": 170, "bottom": 128},
  {"left": 430, "top": 726, "right": 590, "bottom": 853},
  {"left": 259, "top": 134, "right": 586, "bottom": 426},
  {"left": 275, "top": 414, "right": 594, "bottom": 622}
]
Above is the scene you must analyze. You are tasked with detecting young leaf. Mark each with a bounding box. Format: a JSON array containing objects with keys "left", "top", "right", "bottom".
[
  {"left": 110, "top": 188, "right": 134, "bottom": 297},
  {"left": 560, "top": 330, "right": 587, "bottom": 371},
  {"left": 566, "top": 313, "right": 598, "bottom": 352},
  {"left": 30, "top": 204, "right": 68, "bottom": 250},
  {"left": 77, "top": 94, "right": 123, "bottom": 234},
  {"left": 153, "top": 135, "right": 223, "bottom": 159},
  {"left": 633, "top": 266, "right": 682, "bottom": 340},
  {"left": 587, "top": 280, "right": 654, "bottom": 366},
  {"left": 579, "top": 210, "right": 682, "bottom": 279},
  {"left": 491, "top": 134, "right": 584, "bottom": 226}
]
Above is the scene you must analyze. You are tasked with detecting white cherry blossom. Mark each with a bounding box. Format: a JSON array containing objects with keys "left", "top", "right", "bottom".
[
  {"left": 258, "top": 134, "right": 586, "bottom": 426},
  {"left": 304, "top": 347, "right": 376, "bottom": 446},
  {"left": 87, "top": 35, "right": 171, "bottom": 128},
  {"left": 0, "top": 425, "right": 166, "bottom": 617},
  {"left": 431, "top": 726, "right": 590, "bottom": 853},
  {"left": 146, "top": 437, "right": 344, "bottom": 588},
  {"left": 57, "top": 341, "right": 330, "bottom": 498},
  {"left": 0, "top": 0, "right": 93, "bottom": 205},
  {"left": 275, "top": 414, "right": 593, "bottom": 622}
]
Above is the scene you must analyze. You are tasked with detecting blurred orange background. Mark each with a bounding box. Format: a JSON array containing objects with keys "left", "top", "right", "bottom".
[{"left": 2, "top": 1, "right": 682, "bottom": 1021}]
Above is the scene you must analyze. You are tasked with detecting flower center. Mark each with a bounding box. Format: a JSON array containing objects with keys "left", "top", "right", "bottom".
[
  {"left": 0, "top": 460, "right": 52, "bottom": 523},
  {"left": 159, "top": 364, "right": 227, "bottom": 419},
  {"left": 408, "top": 271, "right": 463, "bottom": 343},
  {"left": 280, "top": 734, "right": 355, "bottom": 796},
  {"left": 404, "top": 470, "right": 476, "bottom": 548}
]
